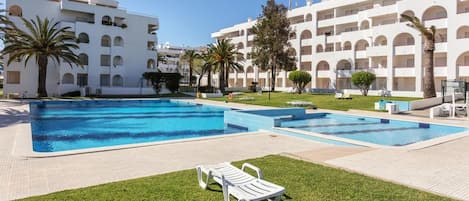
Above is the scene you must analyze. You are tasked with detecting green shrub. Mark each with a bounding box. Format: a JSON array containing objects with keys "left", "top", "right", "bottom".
[
  {"left": 288, "top": 71, "right": 312, "bottom": 94},
  {"left": 143, "top": 72, "right": 182, "bottom": 94},
  {"left": 165, "top": 73, "right": 182, "bottom": 93},
  {"left": 351, "top": 71, "right": 376, "bottom": 96}
]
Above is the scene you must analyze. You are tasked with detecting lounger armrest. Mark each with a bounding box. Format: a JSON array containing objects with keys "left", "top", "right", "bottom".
[{"left": 242, "top": 163, "right": 263, "bottom": 180}]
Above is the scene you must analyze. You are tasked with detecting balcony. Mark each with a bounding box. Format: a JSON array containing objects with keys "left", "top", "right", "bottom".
[
  {"left": 317, "top": 70, "right": 330, "bottom": 78},
  {"left": 394, "top": 45, "right": 415, "bottom": 55},
  {"left": 459, "top": 66, "right": 469, "bottom": 76},
  {"left": 424, "top": 18, "right": 448, "bottom": 28},
  {"left": 369, "top": 68, "right": 388, "bottom": 77},
  {"left": 366, "top": 4, "right": 398, "bottom": 18},
  {"left": 61, "top": 0, "right": 93, "bottom": 14},
  {"left": 366, "top": 46, "right": 387, "bottom": 57},
  {"left": 394, "top": 67, "right": 415, "bottom": 77},
  {"left": 434, "top": 67, "right": 448, "bottom": 77},
  {"left": 89, "top": 0, "right": 118, "bottom": 8},
  {"left": 355, "top": 50, "right": 367, "bottom": 59},
  {"left": 337, "top": 70, "right": 353, "bottom": 78},
  {"left": 435, "top": 43, "right": 448, "bottom": 53}
]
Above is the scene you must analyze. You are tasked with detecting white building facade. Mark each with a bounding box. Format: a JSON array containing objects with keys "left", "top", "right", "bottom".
[
  {"left": 3, "top": 0, "right": 159, "bottom": 97},
  {"left": 212, "top": 0, "right": 469, "bottom": 97}
]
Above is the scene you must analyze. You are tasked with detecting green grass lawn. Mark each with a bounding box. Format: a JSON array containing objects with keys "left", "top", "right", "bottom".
[
  {"left": 210, "top": 93, "right": 419, "bottom": 111},
  {"left": 20, "top": 155, "right": 452, "bottom": 201}
]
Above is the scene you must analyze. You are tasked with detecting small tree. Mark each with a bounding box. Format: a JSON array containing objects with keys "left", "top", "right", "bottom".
[
  {"left": 351, "top": 71, "right": 376, "bottom": 96},
  {"left": 143, "top": 72, "right": 163, "bottom": 95},
  {"left": 288, "top": 71, "right": 311, "bottom": 94},
  {"left": 165, "top": 73, "right": 182, "bottom": 93}
]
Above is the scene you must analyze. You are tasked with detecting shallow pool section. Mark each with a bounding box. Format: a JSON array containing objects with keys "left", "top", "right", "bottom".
[
  {"left": 281, "top": 113, "right": 468, "bottom": 146},
  {"left": 30, "top": 100, "right": 247, "bottom": 152}
]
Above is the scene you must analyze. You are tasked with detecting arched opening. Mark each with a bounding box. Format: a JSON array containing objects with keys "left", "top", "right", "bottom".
[
  {"left": 237, "top": 42, "right": 244, "bottom": 50},
  {"left": 79, "top": 53, "right": 89, "bottom": 66},
  {"left": 393, "top": 33, "right": 415, "bottom": 46},
  {"left": 78, "top": 33, "right": 89, "bottom": 44},
  {"left": 8, "top": 5, "right": 22, "bottom": 17},
  {"left": 316, "top": 44, "right": 324, "bottom": 53},
  {"left": 337, "top": 60, "right": 352, "bottom": 70},
  {"left": 112, "top": 75, "right": 124, "bottom": 87},
  {"left": 400, "top": 10, "right": 415, "bottom": 22},
  {"left": 316, "top": 61, "right": 330, "bottom": 88},
  {"left": 374, "top": 35, "right": 387, "bottom": 46},
  {"left": 289, "top": 32, "right": 297, "bottom": 40},
  {"left": 101, "top": 35, "right": 111, "bottom": 47},
  {"left": 360, "top": 20, "right": 370, "bottom": 30},
  {"left": 355, "top": 39, "right": 369, "bottom": 51},
  {"left": 102, "top": 15, "right": 112, "bottom": 25},
  {"left": 114, "top": 36, "right": 124, "bottom": 47},
  {"left": 113, "top": 56, "right": 123, "bottom": 66},
  {"left": 246, "top": 66, "right": 254, "bottom": 73},
  {"left": 343, "top": 41, "right": 352, "bottom": 51},
  {"left": 305, "top": 14, "right": 313, "bottom": 22},
  {"left": 147, "top": 59, "right": 155, "bottom": 69},
  {"left": 457, "top": 51, "right": 469, "bottom": 81},
  {"left": 422, "top": 6, "right": 447, "bottom": 21},
  {"left": 300, "top": 30, "right": 312, "bottom": 40},
  {"left": 62, "top": 73, "right": 74, "bottom": 85},
  {"left": 457, "top": 26, "right": 469, "bottom": 39},
  {"left": 317, "top": 61, "right": 330, "bottom": 71}
]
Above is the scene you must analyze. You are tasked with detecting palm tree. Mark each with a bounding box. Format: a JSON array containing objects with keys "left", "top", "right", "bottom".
[
  {"left": 208, "top": 39, "right": 242, "bottom": 93},
  {"left": 198, "top": 49, "right": 215, "bottom": 89},
  {"left": 1, "top": 16, "right": 81, "bottom": 97},
  {"left": 401, "top": 13, "right": 437, "bottom": 98},
  {"left": 181, "top": 49, "right": 200, "bottom": 87}
]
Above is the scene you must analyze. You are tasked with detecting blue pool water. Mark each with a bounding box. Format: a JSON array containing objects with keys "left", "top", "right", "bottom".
[
  {"left": 280, "top": 113, "right": 468, "bottom": 146},
  {"left": 30, "top": 100, "right": 246, "bottom": 152}
]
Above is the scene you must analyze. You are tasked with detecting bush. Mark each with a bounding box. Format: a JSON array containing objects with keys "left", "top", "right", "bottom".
[
  {"left": 165, "top": 73, "right": 182, "bottom": 93},
  {"left": 288, "top": 71, "right": 312, "bottom": 94},
  {"left": 352, "top": 71, "right": 376, "bottom": 96}
]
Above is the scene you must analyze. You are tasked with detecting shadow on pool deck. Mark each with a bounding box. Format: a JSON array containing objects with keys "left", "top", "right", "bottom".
[{"left": 0, "top": 108, "right": 30, "bottom": 128}]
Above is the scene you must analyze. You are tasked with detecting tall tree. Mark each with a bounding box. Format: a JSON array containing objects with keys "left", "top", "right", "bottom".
[
  {"left": 198, "top": 49, "right": 215, "bottom": 89},
  {"left": 252, "top": 0, "right": 296, "bottom": 92},
  {"left": 1, "top": 16, "right": 81, "bottom": 97},
  {"left": 180, "top": 49, "right": 200, "bottom": 87},
  {"left": 401, "top": 13, "right": 436, "bottom": 98},
  {"left": 208, "top": 39, "right": 242, "bottom": 93}
]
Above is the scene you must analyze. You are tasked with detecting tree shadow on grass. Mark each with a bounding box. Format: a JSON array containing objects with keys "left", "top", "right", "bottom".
[{"left": 0, "top": 108, "right": 30, "bottom": 128}]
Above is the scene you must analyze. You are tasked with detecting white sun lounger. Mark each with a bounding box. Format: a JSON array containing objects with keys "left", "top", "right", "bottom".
[{"left": 196, "top": 162, "right": 285, "bottom": 201}]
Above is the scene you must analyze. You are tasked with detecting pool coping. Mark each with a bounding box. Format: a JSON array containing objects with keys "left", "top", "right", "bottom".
[
  {"left": 14, "top": 121, "right": 261, "bottom": 158},
  {"left": 277, "top": 110, "right": 469, "bottom": 150},
  {"left": 16, "top": 99, "right": 258, "bottom": 158}
]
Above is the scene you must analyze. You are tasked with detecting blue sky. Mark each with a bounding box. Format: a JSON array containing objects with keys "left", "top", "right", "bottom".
[{"left": 119, "top": 0, "right": 311, "bottom": 47}]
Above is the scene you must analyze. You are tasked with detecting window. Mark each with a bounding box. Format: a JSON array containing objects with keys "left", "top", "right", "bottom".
[
  {"left": 62, "top": 73, "right": 74, "bottom": 84},
  {"left": 77, "top": 74, "right": 88, "bottom": 87},
  {"left": 100, "top": 74, "right": 110, "bottom": 87},
  {"left": 78, "top": 33, "right": 90, "bottom": 43},
  {"left": 101, "top": 35, "right": 111, "bottom": 47},
  {"left": 114, "top": 36, "right": 124, "bottom": 47},
  {"left": 8, "top": 5, "right": 22, "bottom": 17},
  {"left": 101, "top": 55, "right": 111, "bottom": 66},
  {"left": 113, "top": 56, "right": 123, "bottom": 66},
  {"left": 102, "top": 16, "right": 112, "bottom": 26},
  {"left": 79, "top": 53, "right": 89, "bottom": 65},
  {"left": 407, "top": 58, "right": 415, "bottom": 67},
  {"left": 147, "top": 59, "right": 155, "bottom": 69},
  {"left": 6, "top": 71, "right": 20, "bottom": 84},
  {"left": 112, "top": 75, "right": 123, "bottom": 87}
]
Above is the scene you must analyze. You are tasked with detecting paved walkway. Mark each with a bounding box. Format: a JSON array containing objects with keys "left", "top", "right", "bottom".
[{"left": 1, "top": 99, "right": 469, "bottom": 200}]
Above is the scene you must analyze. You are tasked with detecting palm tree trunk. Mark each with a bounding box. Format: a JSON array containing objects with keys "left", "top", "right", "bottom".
[
  {"left": 225, "top": 67, "right": 229, "bottom": 88},
  {"left": 219, "top": 63, "right": 225, "bottom": 93},
  {"left": 423, "top": 38, "right": 436, "bottom": 98},
  {"left": 37, "top": 55, "right": 48, "bottom": 97},
  {"left": 207, "top": 68, "right": 212, "bottom": 89},
  {"left": 189, "top": 62, "right": 193, "bottom": 87}
]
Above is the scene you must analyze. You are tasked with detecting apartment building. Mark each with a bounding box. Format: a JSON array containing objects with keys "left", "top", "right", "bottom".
[
  {"left": 3, "top": 0, "right": 159, "bottom": 97},
  {"left": 157, "top": 43, "right": 206, "bottom": 85},
  {"left": 212, "top": 0, "right": 469, "bottom": 97}
]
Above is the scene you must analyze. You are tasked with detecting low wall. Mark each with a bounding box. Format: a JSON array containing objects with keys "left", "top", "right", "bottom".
[
  {"left": 410, "top": 94, "right": 464, "bottom": 110},
  {"left": 100, "top": 87, "right": 170, "bottom": 96}
]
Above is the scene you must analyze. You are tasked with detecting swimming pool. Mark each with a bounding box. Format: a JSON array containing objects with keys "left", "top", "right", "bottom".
[
  {"left": 280, "top": 113, "right": 468, "bottom": 146},
  {"left": 30, "top": 100, "right": 247, "bottom": 152}
]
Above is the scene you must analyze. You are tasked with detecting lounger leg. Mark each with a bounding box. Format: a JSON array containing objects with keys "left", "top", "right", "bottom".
[
  {"left": 196, "top": 167, "right": 211, "bottom": 189},
  {"left": 221, "top": 176, "right": 230, "bottom": 201}
]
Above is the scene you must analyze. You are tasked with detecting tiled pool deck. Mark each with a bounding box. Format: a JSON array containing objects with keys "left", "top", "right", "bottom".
[{"left": 1, "top": 99, "right": 469, "bottom": 200}]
